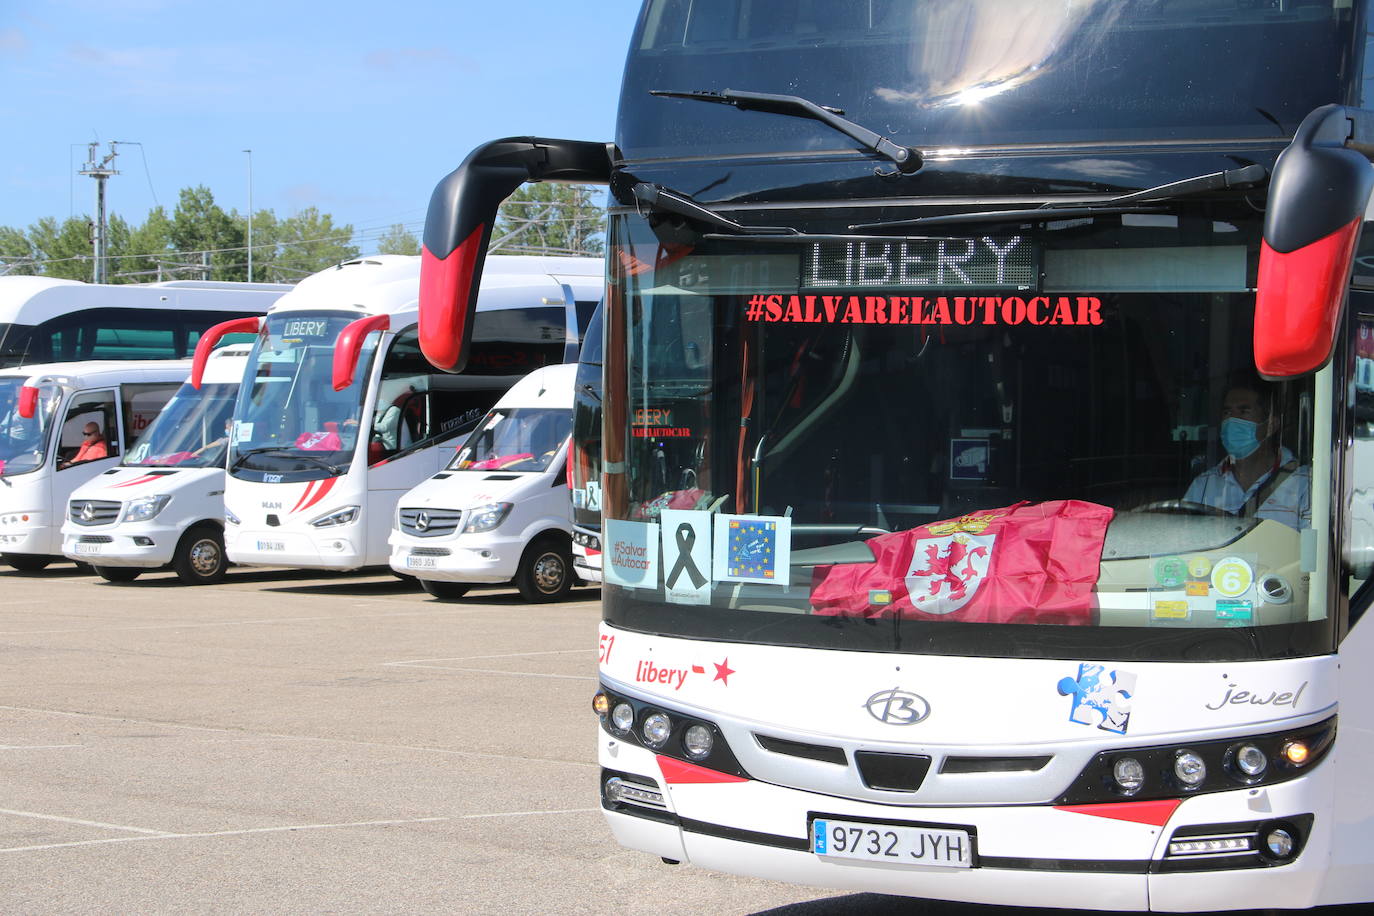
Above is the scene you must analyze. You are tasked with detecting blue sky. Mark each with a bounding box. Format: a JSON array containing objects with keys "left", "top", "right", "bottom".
[{"left": 0, "top": 0, "right": 643, "bottom": 251}]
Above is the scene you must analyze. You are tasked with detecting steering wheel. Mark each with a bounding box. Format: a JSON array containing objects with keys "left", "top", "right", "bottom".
[{"left": 1131, "top": 499, "right": 1234, "bottom": 517}]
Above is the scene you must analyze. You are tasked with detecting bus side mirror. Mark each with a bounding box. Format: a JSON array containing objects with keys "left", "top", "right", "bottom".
[
  {"left": 419, "top": 137, "right": 612, "bottom": 372},
  {"left": 333, "top": 314, "right": 390, "bottom": 391},
  {"left": 191, "top": 316, "right": 263, "bottom": 389},
  {"left": 1256, "top": 105, "right": 1374, "bottom": 379}
]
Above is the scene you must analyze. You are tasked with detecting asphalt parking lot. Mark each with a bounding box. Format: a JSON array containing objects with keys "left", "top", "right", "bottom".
[
  {"left": 0, "top": 562, "right": 880, "bottom": 915},
  {"left": 0, "top": 562, "right": 1345, "bottom": 916}
]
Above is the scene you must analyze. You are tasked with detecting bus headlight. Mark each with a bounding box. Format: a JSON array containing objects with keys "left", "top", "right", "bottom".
[
  {"left": 641, "top": 712, "right": 672, "bottom": 747},
  {"left": 1173, "top": 750, "right": 1207, "bottom": 789},
  {"left": 463, "top": 502, "right": 512, "bottom": 533},
  {"left": 310, "top": 506, "right": 359, "bottom": 528},
  {"left": 1112, "top": 757, "right": 1145, "bottom": 795},
  {"left": 683, "top": 724, "right": 714, "bottom": 759},
  {"left": 124, "top": 495, "right": 171, "bottom": 522}
]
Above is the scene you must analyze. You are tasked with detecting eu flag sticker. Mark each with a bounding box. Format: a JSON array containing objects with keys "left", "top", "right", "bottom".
[{"left": 712, "top": 514, "right": 791, "bottom": 586}]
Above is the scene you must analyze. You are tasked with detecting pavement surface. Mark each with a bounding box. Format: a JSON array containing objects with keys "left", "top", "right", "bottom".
[{"left": 0, "top": 561, "right": 1361, "bottom": 915}]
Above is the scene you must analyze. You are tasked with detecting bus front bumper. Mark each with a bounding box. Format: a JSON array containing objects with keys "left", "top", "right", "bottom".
[
  {"left": 225, "top": 526, "right": 364, "bottom": 571},
  {"left": 598, "top": 739, "right": 1330, "bottom": 912}
]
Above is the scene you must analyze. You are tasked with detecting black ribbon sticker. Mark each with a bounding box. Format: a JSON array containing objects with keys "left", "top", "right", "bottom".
[{"left": 666, "top": 522, "right": 707, "bottom": 589}]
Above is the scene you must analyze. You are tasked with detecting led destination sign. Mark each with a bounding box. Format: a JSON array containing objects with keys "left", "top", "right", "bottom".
[{"left": 805, "top": 238, "right": 1035, "bottom": 291}]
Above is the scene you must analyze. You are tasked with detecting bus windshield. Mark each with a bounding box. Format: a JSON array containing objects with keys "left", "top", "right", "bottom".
[
  {"left": 125, "top": 382, "right": 238, "bottom": 469},
  {"left": 450, "top": 408, "right": 570, "bottom": 473},
  {"left": 0, "top": 378, "right": 57, "bottom": 476},
  {"left": 228, "top": 311, "right": 376, "bottom": 479},
  {"left": 622, "top": 0, "right": 1355, "bottom": 157},
  {"left": 604, "top": 207, "right": 1329, "bottom": 663}
]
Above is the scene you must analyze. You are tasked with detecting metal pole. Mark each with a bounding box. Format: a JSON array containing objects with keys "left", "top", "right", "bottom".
[
  {"left": 78, "top": 142, "right": 119, "bottom": 284},
  {"left": 243, "top": 149, "right": 253, "bottom": 282}
]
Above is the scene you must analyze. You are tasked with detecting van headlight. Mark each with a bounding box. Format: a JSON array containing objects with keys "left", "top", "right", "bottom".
[
  {"left": 225, "top": 508, "right": 240, "bottom": 525},
  {"left": 124, "top": 495, "right": 171, "bottom": 522},
  {"left": 310, "top": 506, "right": 359, "bottom": 528},
  {"left": 463, "top": 502, "right": 512, "bottom": 533}
]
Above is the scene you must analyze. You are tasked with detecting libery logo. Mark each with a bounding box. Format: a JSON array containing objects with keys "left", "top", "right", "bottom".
[{"left": 864, "top": 688, "right": 931, "bottom": 725}]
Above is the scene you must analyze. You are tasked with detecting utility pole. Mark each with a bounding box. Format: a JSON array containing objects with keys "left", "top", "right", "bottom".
[
  {"left": 79, "top": 142, "right": 120, "bottom": 283},
  {"left": 243, "top": 149, "right": 253, "bottom": 282}
]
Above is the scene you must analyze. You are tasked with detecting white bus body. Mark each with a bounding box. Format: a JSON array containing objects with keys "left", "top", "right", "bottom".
[
  {"left": 0, "top": 360, "right": 193, "bottom": 570},
  {"left": 223, "top": 255, "right": 600, "bottom": 572},
  {"left": 59, "top": 345, "right": 249, "bottom": 584},
  {"left": 389, "top": 363, "right": 577, "bottom": 601},
  {"left": 0, "top": 276, "right": 289, "bottom": 367}
]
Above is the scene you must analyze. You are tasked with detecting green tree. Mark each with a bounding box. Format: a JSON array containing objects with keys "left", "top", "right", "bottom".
[
  {"left": 170, "top": 186, "right": 245, "bottom": 280},
  {"left": 492, "top": 183, "right": 605, "bottom": 256},
  {"left": 0, "top": 226, "right": 37, "bottom": 276},
  {"left": 113, "top": 206, "right": 175, "bottom": 282},
  {"left": 264, "top": 207, "right": 359, "bottom": 281},
  {"left": 377, "top": 223, "right": 419, "bottom": 256},
  {"left": 29, "top": 216, "right": 94, "bottom": 281}
]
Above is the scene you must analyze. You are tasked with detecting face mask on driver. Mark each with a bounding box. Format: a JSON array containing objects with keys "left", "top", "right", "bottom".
[{"left": 1220, "top": 416, "right": 1262, "bottom": 460}]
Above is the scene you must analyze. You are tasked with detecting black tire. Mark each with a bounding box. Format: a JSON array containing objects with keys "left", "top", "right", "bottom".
[
  {"left": 172, "top": 525, "right": 227, "bottom": 585},
  {"left": 95, "top": 566, "right": 141, "bottom": 583},
  {"left": 2, "top": 553, "right": 51, "bottom": 572},
  {"left": 515, "top": 535, "right": 573, "bottom": 603},
  {"left": 420, "top": 578, "right": 469, "bottom": 600}
]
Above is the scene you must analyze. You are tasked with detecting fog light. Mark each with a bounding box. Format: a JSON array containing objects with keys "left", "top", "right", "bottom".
[
  {"left": 1282, "top": 740, "right": 1311, "bottom": 766},
  {"left": 133, "top": 536, "right": 154, "bottom": 547},
  {"left": 683, "top": 724, "right": 713, "bottom": 759},
  {"left": 1174, "top": 749, "right": 1207, "bottom": 788},
  {"left": 1112, "top": 757, "right": 1145, "bottom": 794},
  {"left": 1263, "top": 826, "right": 1295, "bottom": 859},
  {"left": 642, "top": 712, "right": 671, "bottom": 747},
  {"left": 611, "top": 703, "right": 634, "bottom": 733},
  {"left": 1234, "top": 743, "right": 1268, "bottom": 778},
  {"left": 592, "top": 692, "right": 609, "bottom": 717}
]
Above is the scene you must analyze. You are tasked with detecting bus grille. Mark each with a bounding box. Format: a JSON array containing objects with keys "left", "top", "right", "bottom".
[
  {"left": 398, "top": 508, "right": 461, "bottom": 537},
  {"left": 69, "top": 500, "right": 121, "bottom": 526}
]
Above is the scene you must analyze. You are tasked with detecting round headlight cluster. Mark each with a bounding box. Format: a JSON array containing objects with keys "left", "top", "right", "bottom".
[
  {"left": 642, "top": 712, "right": 672, "bottom": 747},
  {"left": 1174, "top": 749, "right": 1207, "bottom": 789},
  {"left": 1232, "top": 743, "right": 1268, "bottom": 780},
  {"left": 611, "top": 702, "right": 635, "bottom": 733},
  {"left": 1112, "top": 757, "right": 1145, "bottom": 795},
  {"left": 683, "top": 724, "right": 714, "bottom": 759}
]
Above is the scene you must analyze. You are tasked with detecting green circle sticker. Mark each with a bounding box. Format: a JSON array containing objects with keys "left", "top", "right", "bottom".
[
  {"left": 1211, "top": 556, "right": 1254, "bottom": 598},
  {"left": 1154, "top": 556, "right": 1188, "bottom": 588}
]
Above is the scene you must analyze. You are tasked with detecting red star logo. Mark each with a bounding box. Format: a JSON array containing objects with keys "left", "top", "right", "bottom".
[{"left": 713, "top": 657, "right": 735, "bottom": 685}]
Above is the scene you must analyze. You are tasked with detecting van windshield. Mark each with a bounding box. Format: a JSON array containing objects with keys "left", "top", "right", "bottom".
[
  {"left": 0, "top": 378, "right": 57, "bottom": 476},
  {"left": 450, "top": 408, "right": 571, "bottom": 473},
  {"left": 124, "top": 382, "right": 238, "bottom": 468}
]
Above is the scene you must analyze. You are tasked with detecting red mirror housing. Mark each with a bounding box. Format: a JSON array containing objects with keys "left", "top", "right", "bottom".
[
  {"left": 332, "top": 314, "right": 390, "bottom": 392},
  {"left": 17, "top": 385, "right": 38, "bottom": 420},
  {"left": 191, "top": 316, "right": 262, "bottom": 389}
]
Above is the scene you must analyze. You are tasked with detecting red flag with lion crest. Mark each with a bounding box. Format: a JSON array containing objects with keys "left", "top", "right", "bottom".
[{"left": 809, "top": 500, "right": 1113, "bottom": 624}]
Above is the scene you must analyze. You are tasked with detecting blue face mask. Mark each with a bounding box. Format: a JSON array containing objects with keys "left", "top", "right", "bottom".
[{"left": 1220, "top": 416, "right": 1262, "bottom": 460}]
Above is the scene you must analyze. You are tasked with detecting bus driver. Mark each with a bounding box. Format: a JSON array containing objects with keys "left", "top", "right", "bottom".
[{"left": 1183, "top": 372, "right": 1311, "bottom": 530}]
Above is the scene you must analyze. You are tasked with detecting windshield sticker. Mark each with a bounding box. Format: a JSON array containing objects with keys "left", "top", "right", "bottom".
[
  {"left": 233, "top": 421, "right": 252, "bottom": 443},
  {"left": 1211, "top": 556, "right": 1254, "bottom": 598},
  {"left": 1057, "top": 663, "right": 1135, "bottom": 735},
  {"left": 743, "top": 294, "right": 1103, "bottom": 327},
  {"left": 661, "top": 509, "right": 711, "bottom": 605},
  {"left": 1215, "top": 599, "right": 1254, "bottom": 624},
  {"left": 805, "top": 238, "right": 1034, "bottom": 290},
  {"left": 1152, "top": 598, "right": 1190, "bottom": 622},
  {"left": 604, "top": 519, "right": 660, "bottom": 589},
  {"left": 1153, "top": 556, "right": 1187, "bottom": 588},
  {"left": 713, "top": 514, "right": 791, "bottom": 585},
  {"left": 950, "top": 438, "right": 989, "bottom": 481}
]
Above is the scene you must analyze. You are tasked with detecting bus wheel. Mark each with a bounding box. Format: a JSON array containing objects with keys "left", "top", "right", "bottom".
[
  {"left": 2, "top": 553, "right": 51, "bottom": 572},
  {"left": 96, "top": 566, "right": 141, "bottom": 583},
  {"left": 420, "top": 579, "right": 469, "bottom": 600},
  {"left": 173, "top": 525, "right": 226, "bottom": 585},
  {"left": 516, "top": 536, "right": 572, "bottom": 603}
]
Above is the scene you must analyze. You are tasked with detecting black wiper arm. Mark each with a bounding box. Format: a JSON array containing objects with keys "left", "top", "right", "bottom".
[
  {"left": 852, "top": 164, "right": 1267, "bottom": 229},
  {"left": 631, "top": 182, "right": 796, "bottom": 236},
  {"left": 652, "top": 88, "right": 923, "bottom": 175},
  {"left": 231, "top": 446, "right": 342, "bottom": 475}
]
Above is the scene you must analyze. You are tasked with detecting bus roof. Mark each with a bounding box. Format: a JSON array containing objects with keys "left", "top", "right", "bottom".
[
  {"left": 265, "top": 254, "right": 603, "bottom": 322},
  {"left": 0, "top": 276, "right": 291, "bottom": 327},
  {"left": 0, "top": 358, "right": 194, "bottom": 389}
]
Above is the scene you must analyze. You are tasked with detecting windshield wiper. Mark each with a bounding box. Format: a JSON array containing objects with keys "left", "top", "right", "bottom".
[
  {"left": 851, "top": 163, "right": 1268, "bottom": 229},
  {"left": 630, "top": 182, "right": 798, "bottom": 236},
  {"left": 652, "top": 88, "right": 923, "bottom": 176},
  {"left": 231, "top": 446, "right": 343, "bottom": 475}
]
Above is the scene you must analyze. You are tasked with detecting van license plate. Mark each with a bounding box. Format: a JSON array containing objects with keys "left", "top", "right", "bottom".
[
  {"left": 74, "top": 544, "right": 102, "bottom": 555},
  {"left": 406, "top": 556, "right": 437, "bottom": 569},
  {"left": 255, "top": 540, "right": 285, "bottom": 551},
  {"left": 811, "top": 818, "right": 973, "bottom": 868}
]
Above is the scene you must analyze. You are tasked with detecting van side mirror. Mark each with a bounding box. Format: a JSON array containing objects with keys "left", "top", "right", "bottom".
[
  {"left": 419, "top": 137, "right": 612, "bottom": 372},
  {"left": 1256, "top": 105, "right": 1374, "bottom": 378}
]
